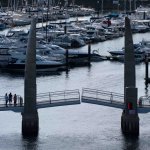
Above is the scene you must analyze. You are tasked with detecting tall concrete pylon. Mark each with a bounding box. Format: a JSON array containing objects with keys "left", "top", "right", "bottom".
[
  {"left": 22, "top": 18, "right": 39, "bottom": 136},
  {"left": 121, "top": 17, "right": 139, "bottom": 135}
]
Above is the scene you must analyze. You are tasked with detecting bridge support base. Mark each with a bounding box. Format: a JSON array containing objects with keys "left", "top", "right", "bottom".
[
  {"left": 22, "top": 113, "right": 39, "bottom": 137},
  {"left": 121, "top": 113, "right": 139, "bottom": 136}
]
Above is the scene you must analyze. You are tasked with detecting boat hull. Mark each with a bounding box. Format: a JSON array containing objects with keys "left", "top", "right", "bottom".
[{"left": 2, "top": 63, "right": 66, "bottom": 73}]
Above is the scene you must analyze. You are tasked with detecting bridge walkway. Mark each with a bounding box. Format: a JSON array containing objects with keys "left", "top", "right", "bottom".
[
  {"left": 81, "top": 88, "right": 150, "bottom": 113},
  {"left": 1, "top": 88, "right": 150, "bottom": 113},
  {"left": 0, "top": 89, "right": 80, "bottom": 112}
]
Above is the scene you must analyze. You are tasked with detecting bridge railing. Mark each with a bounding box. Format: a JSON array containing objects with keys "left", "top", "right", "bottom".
[
  {"left": 138, "top": 96, "right": 150, "bottom": 107},
  {"left": 0, "top": 89, "right": 80, "bottom": 108},
  {"left": 0, "top": 95, "right": 22, "bottom": 107},
  {"left": 0, "top": 96, "right": 5, "bottom": 106},
  {"left": 82, "top": 88, "right": 124, "bottom": 104},
  {"left": 36, "top": 89, "right": 80, "bottom": 104}
]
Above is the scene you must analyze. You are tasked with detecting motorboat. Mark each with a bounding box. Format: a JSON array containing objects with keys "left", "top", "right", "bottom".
[
  {"left": 108, "top": 44, "right": 145, "bottom": 56},
  {"left": 0, "top": 22, "right": 6, "bottom": 30},
  {"left": 3, "top": 55, "right": 66, "bottom": 73},
  {"left": 0, "top": 48, "right": 12, "bottom": 67},
  {"left": 115, "top": 53, "right": 145, "bottom": 63}
]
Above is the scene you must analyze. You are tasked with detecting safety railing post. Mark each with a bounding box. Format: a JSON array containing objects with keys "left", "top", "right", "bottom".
[
  {"left": 49, "top": 92, "right": 51, "bottom": 103},
  {"left": 110, "top": 92, "right": 113, "bottom": 103},
  {"left": 64, "top": 91, "right": 66, "bottom": 101},
  {"left": 81, "top": 88, "right": 83, "bottom": 100},
  {"left": 79, "top": 90, "right": 80, "bottom": 102},
  {"left": 96, "top": 89, "right": 98, "bottom": 100}
]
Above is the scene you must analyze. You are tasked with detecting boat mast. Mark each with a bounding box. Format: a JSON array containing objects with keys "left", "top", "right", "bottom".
[
  {"left": 101, "top": 0, "right": 103, "bottom": 14},
  {"left": 129, "top": 0, "right": 131, "bottom": 12},
  {"left": 46, "top": 0, "right": 50, "bottom": 42},
  {"left": 124, "top": 0, "right": 126, "bottom": 13},
  {"left": 134, "top": 0, "right": 137, "bottom": 10}
]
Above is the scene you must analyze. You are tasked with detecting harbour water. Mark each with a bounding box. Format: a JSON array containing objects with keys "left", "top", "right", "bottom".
[{"left": 0, "top": 32, "right": 150, "bottom": 149}]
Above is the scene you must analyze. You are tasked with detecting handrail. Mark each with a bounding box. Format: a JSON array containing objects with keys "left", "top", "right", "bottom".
[
  {"left": 0, "top": 89, "right": 80, "bottom": 110},
  {"left": 82, "top": 88, "right": 124, "bottom": 103},
  {"left": 82, "top": 88, "right": 124, "bottom": 97}
]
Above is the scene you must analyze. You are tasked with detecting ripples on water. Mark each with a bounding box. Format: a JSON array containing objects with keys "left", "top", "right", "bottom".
[{"left": 0, "top": 32, "right": 150, "bottom": 149}]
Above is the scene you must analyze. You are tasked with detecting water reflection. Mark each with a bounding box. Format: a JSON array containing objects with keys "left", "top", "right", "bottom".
[
  {"left": 65, "top": 69, "right": 70, "bottom": 79},
  {"left": 21, "top": 136, "right": 39, "bottom": 150},
  {"left": 122, "top": 135, "right": 139, "bottom": 150},
  {"left": 0, "top": 70, "right": 62, "bottom": 78},
  {"left": 145, "top": 84, "right": 149, "bottom": 96}
]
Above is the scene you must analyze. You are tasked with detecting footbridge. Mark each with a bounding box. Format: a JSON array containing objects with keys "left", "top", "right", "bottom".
[
  {"left": 81, "top": 88, "right": 150, "bottom": 113},
  {"left": 0, "top": 88, "right": 150, "bottom": 113},
  {"left": 0, "top": 89, "right": 80, "bottom": 112}
]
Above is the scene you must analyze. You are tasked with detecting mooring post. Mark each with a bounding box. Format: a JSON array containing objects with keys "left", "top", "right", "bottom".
[
  {"left": 66, "top": 49, "right": 69, "bottom": 67},
  {"left": 22, "top": 18, "right": 39, "bottom": 137},
  {"left": 64, "top": 25, "right": 67, "bottom": 34},
  {"left": 145, "top": 56, "right": 149, "bottom": 84},
  {"left": 88, "top": 43, "right": 91, "bottom": 65},
  {"left": 121, "top": 17, "right": 139, "bottom": 136},
  {"left": 143, "top": 11, "right": 146, "bottom": 20}
]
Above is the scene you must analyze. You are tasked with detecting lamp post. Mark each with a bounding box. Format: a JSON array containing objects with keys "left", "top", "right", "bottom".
[
  {"left": 101, "top": 0, "right": 103, "bottom": 14},
  {"left": 124, "top": 0, "right": 126, "bottom": 13},
  {"left": 134, "top": 0, "right": 137, "bottom": 10},
  {"left": 130, "top": 0, "right": 132, "bottom": 12},
  {"left": 97, "top": 0, "right": 100, "bottom": 17},
  {"left": 118, "top": 3, "right": 120, "bottom": 13},
  {"left": 46, "top": 0, "right": 50, "bottom": 42}
]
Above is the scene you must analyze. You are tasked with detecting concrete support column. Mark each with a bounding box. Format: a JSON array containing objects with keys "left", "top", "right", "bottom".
[
  {"left": 121, "top": 17, "right": 139, "bottom": 136},
  {"left": 22, "top": 18, "right": 39, "bottom": 137},
  {"left": 121, "top": 113, "right": 139, "bottom": 135},
  {"left": 22, "top": 113, "right": 39, "bottom": 136},
  {"left": 121, "top": 87, "right": 139, "bottom": 135}
]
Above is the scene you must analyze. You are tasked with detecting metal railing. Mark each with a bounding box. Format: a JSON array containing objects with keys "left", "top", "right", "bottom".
[
  {"left": 0, "top": 89, "right": 80, "bottom": 109},
  {"left": 2, "top": 88, "right": 150, "bottom": 111},
  {"left": 0, "top": 95, "right": 22, "bottom": 108},
  {"left": 138, "top": 96, "right": 150, "bottom": 107},
  {"left": 82, "top": 88, "right": 150, "bottom": 108},
  {"left": 36, "top": 89, "right": 80, "bottom": 104},
  {"left": 82, "top": 88, "right": 124, "bottom": 104}
]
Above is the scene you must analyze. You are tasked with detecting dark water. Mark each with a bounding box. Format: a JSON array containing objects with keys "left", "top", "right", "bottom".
[{"left": 0, "top": 32, "right": 150, "bottom": 150}]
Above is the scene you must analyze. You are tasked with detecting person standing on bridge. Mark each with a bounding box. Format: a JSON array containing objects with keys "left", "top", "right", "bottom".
[
  {"left": 19, "top": 96, "right": 23, "bottom": 106},
  {"left": 9, "top": 92, "right": 12, "bottom": 104},
  {"left": 13, "top": 94, "right": 17, "bottom": 106},
  {"left": 5, "top": 93, "right": 8, "bottom": 107}
]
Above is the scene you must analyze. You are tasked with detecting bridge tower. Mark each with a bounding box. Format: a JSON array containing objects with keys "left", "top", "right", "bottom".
[
  {"left": 121, "top": 17, "right": 139, "bottom": 135},
  {"left": 22, "top": 18, "right": 39, "bottom": 136}
]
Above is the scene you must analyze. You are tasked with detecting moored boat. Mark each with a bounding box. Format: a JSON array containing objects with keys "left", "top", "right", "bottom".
[
  {"left": 0, "top": 48, "right": 12, "bottom": 67},
  {"left": 2, "top": 55, "right": 66, "bottom": 73}
]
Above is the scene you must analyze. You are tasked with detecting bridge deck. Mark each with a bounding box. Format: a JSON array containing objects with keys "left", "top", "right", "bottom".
[
  {"left": 1, "top": 88, "right": 150, "bottom": 113},
  {"left": 81, "top": 88, "right": 150, "bottom": 113},
  {"left": 0, "top": 89, "right": 80, "bottom": 112}
]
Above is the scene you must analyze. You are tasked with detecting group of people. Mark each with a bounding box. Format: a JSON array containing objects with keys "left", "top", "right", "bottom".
[{"left": 5, "top": 92, "right": 23, "bottom": 107}]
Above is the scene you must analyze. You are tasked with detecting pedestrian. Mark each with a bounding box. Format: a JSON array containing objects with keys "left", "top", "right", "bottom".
[
  {"left": 139, "top": 98, "right": 142, "bottom": 107},
  {"left": 9, "top": 92, "right": 12, "bottom": 104},
  {"left": 13, "top": 94, "right": 17, "bottom": 106},
  {"left": 5, "top": 93, "right": 8, "bottom": 107},
  {"left": 19, "top": 96, "right": 23, "bottom": 106}
]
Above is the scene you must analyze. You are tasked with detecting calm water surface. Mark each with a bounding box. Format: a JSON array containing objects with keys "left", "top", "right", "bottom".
[{"left": 0, "top": 32, "right": 150, "bottom": 150}]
